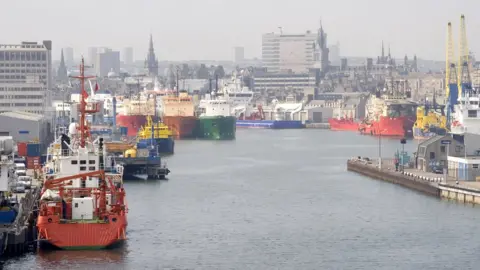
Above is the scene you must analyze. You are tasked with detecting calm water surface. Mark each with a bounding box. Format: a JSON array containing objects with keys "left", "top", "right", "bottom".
[{"left": 3, "top": 129, "right": 480, "bottom": 269}]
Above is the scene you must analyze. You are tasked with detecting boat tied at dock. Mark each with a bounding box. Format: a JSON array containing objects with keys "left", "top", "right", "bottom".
[{"left": 37, "top": 58, "right": 127, "bottom": 250}]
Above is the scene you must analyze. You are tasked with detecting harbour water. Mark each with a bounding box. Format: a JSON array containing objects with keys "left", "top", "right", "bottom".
[{"left": 4, "top": 129, "right": 480, "bottom": 269}]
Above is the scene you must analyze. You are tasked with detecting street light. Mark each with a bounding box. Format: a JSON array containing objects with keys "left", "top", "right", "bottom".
[
  {"left": 400, "top": 138, "right": 407, "bottom": 172},
  {"left": 378, "top": 128, "right": 387, "bottom": 170}
]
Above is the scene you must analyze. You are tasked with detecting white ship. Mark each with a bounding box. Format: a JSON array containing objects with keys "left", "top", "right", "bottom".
[{"left": 450, "top": 91, "right": 480, "bottom": 134}]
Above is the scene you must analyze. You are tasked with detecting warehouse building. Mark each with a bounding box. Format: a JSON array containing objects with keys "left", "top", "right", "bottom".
[{"left": 0, "top": 111, "right": 52, "bottom": 153}]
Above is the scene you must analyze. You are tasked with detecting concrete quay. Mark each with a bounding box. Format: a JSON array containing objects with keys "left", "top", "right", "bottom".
[{"left": 347, "top": 157, "right": 480, "bottom": 205}]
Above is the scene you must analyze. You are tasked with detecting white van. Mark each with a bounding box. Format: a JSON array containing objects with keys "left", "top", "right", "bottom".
[{"left": 14, "top": 163, "right": 26, "bottom": 171}]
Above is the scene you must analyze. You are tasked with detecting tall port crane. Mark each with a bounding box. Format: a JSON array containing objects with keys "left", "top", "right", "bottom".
[
  {"left": 445, "top": 21, "right": 458, "bottom": 128},
  {"left": 458, "top": 14, "right": 472, "bottom": 98}
]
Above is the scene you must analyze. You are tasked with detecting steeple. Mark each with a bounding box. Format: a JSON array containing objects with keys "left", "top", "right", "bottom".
[
  {"left": 145, "top": 34, "right": 159, "bottom": 77},
  {"left": 57, "top": 49, "right": 68, "bottom": 82}
]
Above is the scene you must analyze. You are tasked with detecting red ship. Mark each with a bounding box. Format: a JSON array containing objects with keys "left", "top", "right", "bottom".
[
  {"left": 116, "top": 115, "right": 149, "bottom": 137},
  {"left": 328, "top": 118, "right": 360, "bottom": 131},
  {"left": 358, "top": 89, "right": 417, "bottom": 137},
  {"left": 359, "top": 115, "right": 416, "bottom": 137},
  {"left": 37, "top": 58, "right": 127, "bottom": 250}
]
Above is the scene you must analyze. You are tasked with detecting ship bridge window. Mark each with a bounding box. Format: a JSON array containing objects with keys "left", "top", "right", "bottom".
[
  {"left": 89, "top": 160, "right": 95, "bottom": 164},
  {"left": 80, "top": 160, "right": 86, "bottom": 165},
  {"left": 468, "top": 110, "right": 477, "bottom": 118},
  {"left": 80, "top": 166, "right": 86, "bottom": 171},
  {"left": 89, "top": 166, "right": 95, "bottom": 171},
  {"left": 71, "top": 160, "right": 78, "bottom": 165}
]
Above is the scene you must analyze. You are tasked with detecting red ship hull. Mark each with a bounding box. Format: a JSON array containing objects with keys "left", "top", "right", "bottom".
[
  {"left": 116, "top": 115, "right": 150, "bottom": 137},
  {"left": 328, "top": 118, "right": 359, "bottom": 131},
  {"left": 359, "top": 116, "right": 415, "bottom": 137},
  {"left": 163, "top": 116, "right": 198, "bottom": 139},
  {"left": 37, "top": 214, "right": 127, "bottom": 250}
]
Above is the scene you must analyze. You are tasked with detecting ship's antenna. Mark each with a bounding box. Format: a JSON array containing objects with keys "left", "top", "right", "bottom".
[{"left": 70, "top": 57, "right": 95, "bottom": 148}]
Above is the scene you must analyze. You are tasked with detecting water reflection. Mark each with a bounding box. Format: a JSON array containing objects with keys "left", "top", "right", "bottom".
[{"left": 35, "top": 247, "right": 127, "bottom": 269}]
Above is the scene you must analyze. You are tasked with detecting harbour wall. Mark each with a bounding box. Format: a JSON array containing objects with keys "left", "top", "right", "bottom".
[
  {"left": 347, "top": 159, "right": 440, "bottom": 197},
  {"left": 347, "top": 158, "right": 480, "bottom": 205}
]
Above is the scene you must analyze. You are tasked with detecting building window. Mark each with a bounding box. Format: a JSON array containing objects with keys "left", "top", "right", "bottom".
[
  {"left": 468, "top": 110, "right": 477, "bottom": 118},
  {"left": 89, "top": 166, "right": 96, "bottom": 171},
  {"left": 80, "top": 166, "right": 86, "bottom": 171},
  {"left": 430, "top": 152, "right": 435, "bottom": 159},
  {"left": 440, "top": 146, "right": 446, "bottom": 153},
  {"left": 80, "top": 160, "right": 86, "bottom": 165},
  {"left": 71, "top": 160, "right": 78, "bottom": 165},
  {"left": 89, "top": 160, "right": 95, "bottom": 164},
  {"left": 473, "top": 164, "right": 479, "bottom": 169}
]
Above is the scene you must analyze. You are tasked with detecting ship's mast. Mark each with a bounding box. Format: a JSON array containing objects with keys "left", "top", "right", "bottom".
[{"left": 71, "top": 58, "right": 95, "bottom": 148}]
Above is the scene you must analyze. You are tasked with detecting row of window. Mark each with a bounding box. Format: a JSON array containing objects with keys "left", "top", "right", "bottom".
[
  {"left": 0, "top": 87, "right": 43, "bottom": 91},
  {"left": 0, "top": 63, "right": 46, "bottom": 67},
  {"left": 0, "top": 103, "right": 43, "bottom": 107},
  {"left": 0, "top": 69, "right": 47, "bottom": 73},
  {"left": 0, "top": 75, "right": 47, "bottom": 80},
  {"left": 79, "top": 166, "right": 96, "bottom": 171},
  {"left": 0, "top": 95, "right": 44, "bottom": 99},
  {"left": 0, "top": 51, "right": 47, "bottom": 61},
  {"left": 71, "top": 160, "right": 96, "bottom": 165}
]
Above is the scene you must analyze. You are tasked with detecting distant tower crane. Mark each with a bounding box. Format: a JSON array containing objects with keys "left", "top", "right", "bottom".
[
  {"left": 446, "top": 21, "right": 458, "bottom": 128},
  {"left": 458, "top": 14, "right": 472, "bottom": 98}
]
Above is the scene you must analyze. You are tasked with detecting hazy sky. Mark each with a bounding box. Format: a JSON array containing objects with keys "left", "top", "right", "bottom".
[{"left": 1, "top": 0, "right": 479, "bottom": 61}]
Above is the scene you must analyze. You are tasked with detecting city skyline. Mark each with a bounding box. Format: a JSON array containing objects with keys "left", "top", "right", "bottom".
[{"left": 1, "top": 0, "right": 479, "bottom": 62}]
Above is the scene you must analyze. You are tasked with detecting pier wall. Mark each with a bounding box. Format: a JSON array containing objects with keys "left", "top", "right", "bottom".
[
  {"left": 347, "top": 158, "right": 480, "bottom": 206},
  {"left": 347, "top": 160, "right": 440, "bottom": 197},
  {"left": 439, "top": 184, "right": 480, "bottom": 204}
]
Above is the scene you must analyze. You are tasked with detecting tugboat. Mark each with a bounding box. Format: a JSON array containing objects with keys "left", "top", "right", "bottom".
[
  {"left": 137, "top": 115, "right": 175, "bottom": 154},
  {"left": 37, "top": 58, "right": 127, "bottom": 250}
]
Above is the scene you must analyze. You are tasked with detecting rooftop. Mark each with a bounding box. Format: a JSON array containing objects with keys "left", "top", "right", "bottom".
[{"left": 0, "top": 111, "right": 44, "bottom": 121}]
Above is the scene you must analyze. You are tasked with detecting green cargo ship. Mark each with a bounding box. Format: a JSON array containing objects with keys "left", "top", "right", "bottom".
[
  {"left": 196, "top": 99, "right": 236, "bottom": 140},
  {"left": 196, "top": 116, "right": 236, "bottom": 140}
]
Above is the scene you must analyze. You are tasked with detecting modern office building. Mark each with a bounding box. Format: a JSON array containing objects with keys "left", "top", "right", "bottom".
[
  {"left": 96, "top": 48, "right": 120, "bottom": 77},
  {"left": 0, "top": 40, "right": 52, "bottom": 114}
]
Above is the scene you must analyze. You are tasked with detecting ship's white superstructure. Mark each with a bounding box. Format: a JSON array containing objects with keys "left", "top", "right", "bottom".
[{"left": 450, "top": 93, "right": 480, "bottom": 134}]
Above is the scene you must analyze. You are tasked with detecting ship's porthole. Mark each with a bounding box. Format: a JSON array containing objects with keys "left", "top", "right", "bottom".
[
  {"left": 48, "top": 218, "right": 52, "bottom": 223},
  {"left": 112, "top": 217, "right": 117, "bottom": 223}
]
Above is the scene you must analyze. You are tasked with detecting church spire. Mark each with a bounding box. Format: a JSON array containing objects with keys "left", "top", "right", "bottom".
[
  {"left": 145, "top": 34, "right": 159, "bottom": 77},
  {"left": 57, "top": 49, "right": 68, "bottom": 82}
]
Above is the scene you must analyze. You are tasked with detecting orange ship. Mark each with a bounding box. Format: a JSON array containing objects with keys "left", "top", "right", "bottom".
[
  {"left": 37, "top": 58, "right": 127, "bottom": 250},
  {"left": 161, "top": 92, "right": 198, "bottom": 139}
]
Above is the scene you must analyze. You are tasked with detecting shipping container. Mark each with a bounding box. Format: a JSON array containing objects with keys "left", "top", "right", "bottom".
[
  {"left": 26, "top": 143, "right": 40, "bottom": 157},
  {"left": 26, "top": 156, "right": 40, "bottom": 169},
  {"left": 136, "top": 148, "right": 149, "bottom": 158},
  {"left": 17, "top": 142, "right": 27, "bottom": 157}
]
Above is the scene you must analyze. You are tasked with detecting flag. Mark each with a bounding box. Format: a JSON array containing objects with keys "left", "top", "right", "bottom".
[
  {"left": 94, "top": 83, "right": 99, "bottom": 92},
  {"left": 82, "top": 89, "right": 89, "bottom": 99}
]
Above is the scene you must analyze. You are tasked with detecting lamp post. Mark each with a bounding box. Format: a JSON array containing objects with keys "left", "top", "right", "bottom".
[{"left": 400, "top": 138, "right": 407, "bottom": 172}]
